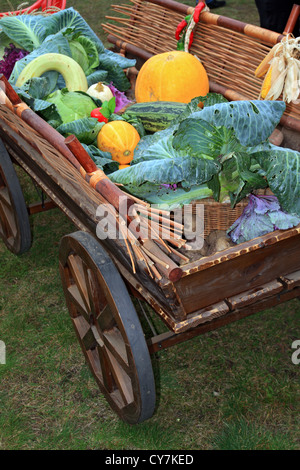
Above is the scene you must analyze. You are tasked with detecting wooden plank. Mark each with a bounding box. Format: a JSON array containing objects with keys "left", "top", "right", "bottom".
[
  {"left": 173, "top": 300, "right": 229, "bottom": 333},
  {"left": 226, "top": 279, "right": 283, "bottom": 310},
  {"left": 27, "top": 199, "right": 57, "bottom": 215},
  {"left": 280, "top": 270, "right": 300, "bottom": 290},
  {"left": 147, "top": 286, "right": 300, "bottom": 354},
  {"left": 175, "top": 230, "right": 300, "bottom": 314}
]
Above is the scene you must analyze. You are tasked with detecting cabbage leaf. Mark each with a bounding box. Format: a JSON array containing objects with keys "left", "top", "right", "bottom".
[
  {"left": 81, "top": 144, "right": 119, "bottom": 175},
  {"left": 2, "top": 8, "right": 135, "bottom": 90},
  {"left": 68, "top": 34, "right": 99, "bottom": 75},
  {"left": 252, "top": 145, "right": 300, "bottom": 215},
  {"left": 228, "top": 194, "right": 300, "bottom": 243},
  {"left": 0, "top": 14, "right": 49, "bottom": 51},
  {"left": 189, "top": 100, "right": 286, "bottom": 146},
  {"left": 110, "top": 98, "right": 300, "bottom": 215},
  {"left": 44, "top": 89, "right": 98, "bottom": 124},
  {"left": 56, "top": 117, "right": 104, "bottom": 145}
]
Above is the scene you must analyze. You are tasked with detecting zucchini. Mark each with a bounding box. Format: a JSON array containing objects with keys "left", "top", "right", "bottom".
[{"left": 124, "top": 101, "right": 187, "bottom": 132}]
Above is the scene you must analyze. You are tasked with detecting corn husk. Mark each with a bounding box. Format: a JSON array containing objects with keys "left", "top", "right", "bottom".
[{"left": 257, "top": 35, "right": 300, "bottom": 103}]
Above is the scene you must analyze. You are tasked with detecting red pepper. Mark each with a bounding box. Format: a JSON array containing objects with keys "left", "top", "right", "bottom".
[
  {"left": 91, "top": 107, "right": 109, "bottom": 123},
  {"left": 193, "top": 1, "right": 206, "bottom": 23},
  {"left": 175, "top": 19, "right": 187, "bottom": 40}
]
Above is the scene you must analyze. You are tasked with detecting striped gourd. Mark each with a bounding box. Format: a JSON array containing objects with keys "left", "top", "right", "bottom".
[{"left": 124, "top": 101, "right": 187, "bottom": 132}]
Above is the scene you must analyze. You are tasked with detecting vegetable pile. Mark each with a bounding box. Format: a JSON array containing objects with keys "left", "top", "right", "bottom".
[
  {"left": 0, "top": 7, "right": 137, "bottom": 172},
  {"left": 109, "top": 94, "right": 300, "bottom": 243},
  {"left": 110, "top": 97, "right": 299, "bottom": 209},
  {"left": 2, "top": 9, "right": 299, "bottom": 249}
]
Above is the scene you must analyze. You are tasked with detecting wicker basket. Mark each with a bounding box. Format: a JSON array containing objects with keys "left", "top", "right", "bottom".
[
  {"left": 200, "top": 198, "right": 247, "bottom": 237},
  {"left": 196, "top": 187, "right": 272, "bottom": 237}
]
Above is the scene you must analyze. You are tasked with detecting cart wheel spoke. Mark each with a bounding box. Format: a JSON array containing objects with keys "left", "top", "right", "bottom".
[
  {"left": 65, "top": 283, "right": 91, "bottom": 323},
  {"left": 80, "top": 322, "right": 98, "bottom": 351},
  {"left": 0, "top": 200, "right": 17, "bottom": 240},
  {"left": 66, "top": 254, "right": 91, "bottom": 315},
  {"left": 59, "top": 231, "right": 156, "bottom": 424},
  {"left": 0, "top": 181, "right": 18, "bottom": 238},
  {"left": 101, "top": 327, "right": 130, "bottom": 371},
  {"left": 97, "top": 303, "right": 115, "bottom": 331},
  {"left": 99, "top": 343, "right": 134, "bottom": 406},
  {"left": 0, "top": 140, "right": 31, "bottom": 254},
  {"left": 0, "top": 185, "right": 11, "bottom": 207},
  {"left": 93, "top": 344, "right": 115, "bottom": 394},
  {"left": 83, "top": 266, "right": 106, "bottom": 318}
]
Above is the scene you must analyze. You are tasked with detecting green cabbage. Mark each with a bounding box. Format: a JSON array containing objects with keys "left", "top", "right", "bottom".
[
  {"left": 111, "top": 98, "right": 300, "bottom": 215},
  {"left": 68, "top": 34, "right": 99, "bottom": 75},
  {"left": 45, "top": 89, "right": 97, "bottom": 124}
]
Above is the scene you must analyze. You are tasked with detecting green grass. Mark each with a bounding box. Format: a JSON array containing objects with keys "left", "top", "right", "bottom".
[
  {"left": 212, "top": 418, "right": 297, "bottom": 450},
  {"left": 0, "top": 0, "right": 299, "bottom": 451}
]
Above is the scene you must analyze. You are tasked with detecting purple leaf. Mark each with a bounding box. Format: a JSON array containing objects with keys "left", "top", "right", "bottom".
[
  {"left": 0, "top": 44, "right": 29, "bottom": 79},
  {"left": 227, "top": 194, "right": 300, "bottom": 244},
  {"left": 108, "top": 82, "right": 132, "bottom": 112}
]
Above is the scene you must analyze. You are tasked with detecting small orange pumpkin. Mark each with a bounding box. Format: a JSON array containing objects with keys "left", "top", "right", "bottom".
[
  {"left": 135, "top": 51, "right": 209, "bottom": 103},
  {"left": 97, "top": 121, "right": 140, "bottom": 165}
]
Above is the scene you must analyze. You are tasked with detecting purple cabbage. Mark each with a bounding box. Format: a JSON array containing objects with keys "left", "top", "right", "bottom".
[
  {"left": 227, "top": 194, "right": 300, "bottom": 244},
  {"left": 0, "top": 44, "right": 29, "bottom": 80},
  {"left": 108, "top": 82, "right": 132, "bottom": 112}
]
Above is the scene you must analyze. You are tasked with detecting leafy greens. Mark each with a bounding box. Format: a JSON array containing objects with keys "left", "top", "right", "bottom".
[
  {"left": 110, "top": 97, "right": 300, "bottom": 217},
  {"left": 0, "top": 8, "right": 136, "bottom": 91}
]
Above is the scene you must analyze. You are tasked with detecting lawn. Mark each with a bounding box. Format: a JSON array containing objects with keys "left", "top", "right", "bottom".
[{"left": 0, "top": 0, "right": 299, "bottom": 451}]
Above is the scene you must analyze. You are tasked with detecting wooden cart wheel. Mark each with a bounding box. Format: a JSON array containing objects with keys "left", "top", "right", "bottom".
[
  {"left": 0, "top": 139, "right": 31, "bottom": 254},
  {"left": 59, "top": 231, "right": 156, "bottom": 424}
]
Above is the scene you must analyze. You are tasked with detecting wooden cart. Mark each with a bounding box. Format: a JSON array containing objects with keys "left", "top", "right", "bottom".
[{"left": 0, "top": 0, "right": 300, "bottom": 424}]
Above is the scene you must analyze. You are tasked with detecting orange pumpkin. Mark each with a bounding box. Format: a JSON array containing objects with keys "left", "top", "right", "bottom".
[
  {"left": 97, "top": 121, "right": 140, "bottom": 165},
  {"left": 135, "top": 51, "right": 209, "bottom": 103}
]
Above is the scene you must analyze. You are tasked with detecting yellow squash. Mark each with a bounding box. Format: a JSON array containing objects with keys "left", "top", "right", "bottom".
[{"left": 97, "top": 121, "right": 140, "bottom": 165}]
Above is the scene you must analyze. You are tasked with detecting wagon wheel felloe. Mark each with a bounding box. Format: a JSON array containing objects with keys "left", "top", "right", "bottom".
[
  {"left": 59, "top": 231, "right": 156, "bottom": 424},
  {"left": 0, "top": 139, "right": 31, "bottom": 254}
]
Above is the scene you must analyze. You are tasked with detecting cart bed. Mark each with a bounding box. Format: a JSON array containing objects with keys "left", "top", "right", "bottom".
[{"left": 0, "top": 101, "right": 299, "bottom": 336}]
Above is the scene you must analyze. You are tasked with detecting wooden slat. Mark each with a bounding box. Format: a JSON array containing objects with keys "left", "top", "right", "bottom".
[
  {"left": 27, "top": 199, "right": 57, "bottom": 215},
  {"left": 176, "top": 228, "right": 300, "bottom": 314},
  {"left": 279, "top": 270, "right": 300, "bottom": 290},
  {"left": 147, "top": 286, "right": 300, "bottom": 354},
  {"left": 226, "top": 280, "right": 283, "bottom": 310},
  {"left": 176, "top": 300, "right": 229, "bottom": 333}
]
